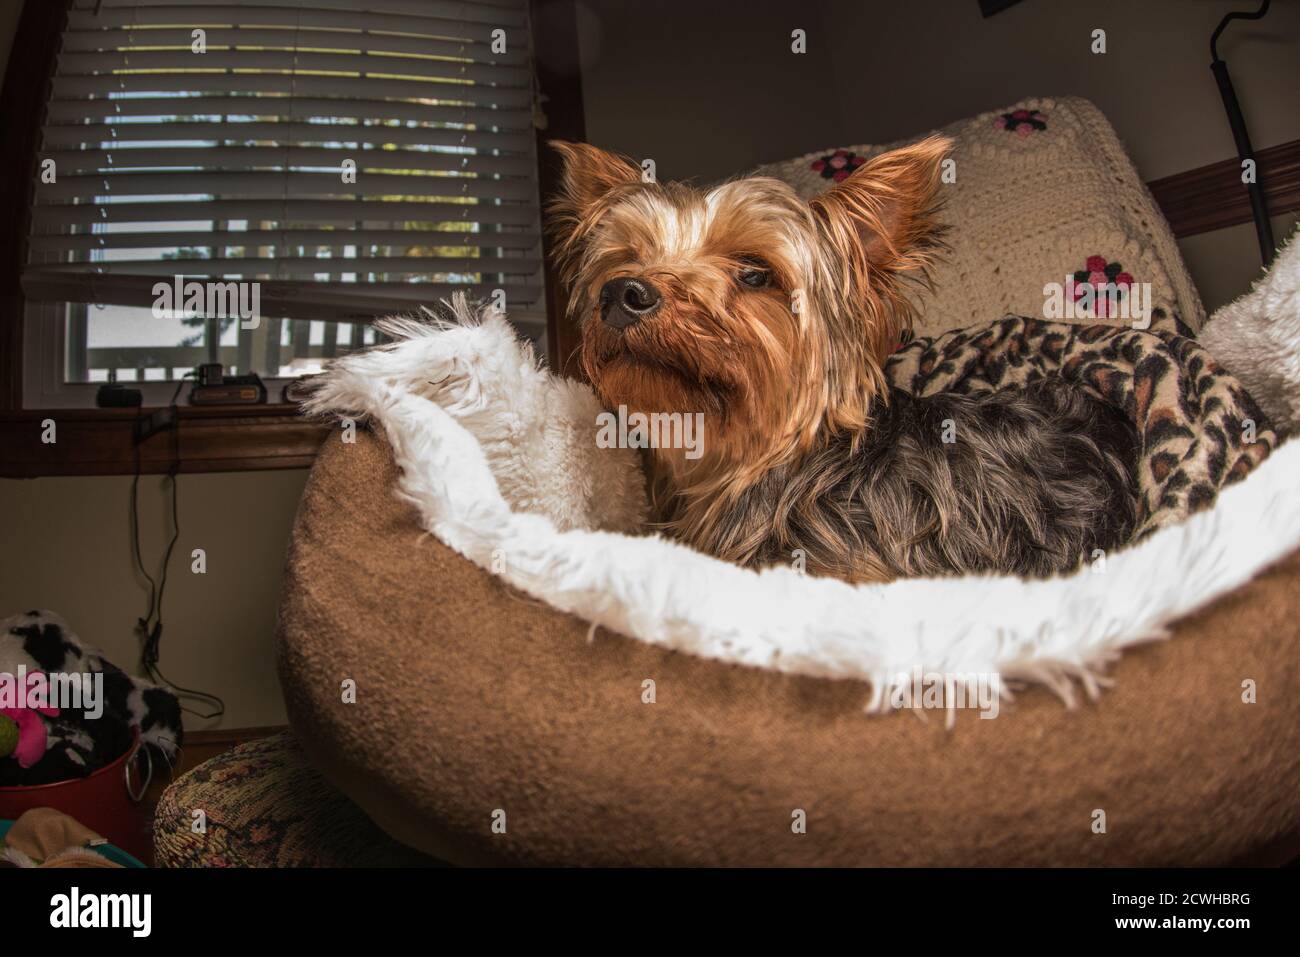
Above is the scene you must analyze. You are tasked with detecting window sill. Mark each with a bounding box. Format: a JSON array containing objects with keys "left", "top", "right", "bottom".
[{"left": 0, "top": 404, "right": 330, "bottom": 477}]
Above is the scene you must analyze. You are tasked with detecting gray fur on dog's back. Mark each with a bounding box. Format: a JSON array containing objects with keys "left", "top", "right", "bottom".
[{"left": 713, "top": 380, "right": 1139, "bottom": 580}]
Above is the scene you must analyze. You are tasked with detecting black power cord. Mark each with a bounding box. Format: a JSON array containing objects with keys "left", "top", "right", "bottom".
[
  {"left": 1210, "top": 0, "right": 1276, "bottom": 266},
  {"left": 131, "top": 373, "right": 226, "bottom": 721}
]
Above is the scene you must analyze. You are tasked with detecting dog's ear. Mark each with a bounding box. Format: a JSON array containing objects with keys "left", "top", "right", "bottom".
[
  {"left": 546, "top": 141, "right": 642, "bottom": 289},
  {"left": 810, "top": 135, "right": 951, "bottom": 280},
  {"left": 549, "top": 140, "right": 642, "bottom": 219},
  {"left": 809, "top": 135, "right": 951, "bottom": 360},
  {"left": 546, "top": 141, "right": 641, "bottom": 278}
]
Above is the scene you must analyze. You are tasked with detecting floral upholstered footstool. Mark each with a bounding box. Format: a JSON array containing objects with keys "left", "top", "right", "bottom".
[{"left": 153, "top": 732, "right": 442, "bottom": 868}]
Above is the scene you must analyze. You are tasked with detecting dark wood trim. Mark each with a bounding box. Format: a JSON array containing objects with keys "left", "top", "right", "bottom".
[
  {"left": 530, "top": 0, "right": 587, "bottom": 379},
  {"left": 0, "top": 0, "right": 66, "bottom": 411},
  {"left": 0, "top": 405, "right": 329, "bottom": 477},
  {"left": 183, "top": 725, "right": 287, "bottom": 748},
  {"left": 1147, "top": 138, "right": 1300, "bottom": 239}
]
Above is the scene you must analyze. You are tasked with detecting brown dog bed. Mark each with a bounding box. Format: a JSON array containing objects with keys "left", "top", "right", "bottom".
[
  {"left": 276, "top": 303, "right": 1300, "bottom": 866},
  {"left": 279, "top": 429, "right": 1300, "bottom": 866}
]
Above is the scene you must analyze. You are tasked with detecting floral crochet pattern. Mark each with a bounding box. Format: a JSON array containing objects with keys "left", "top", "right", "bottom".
[
  {"left": 994, "top": 108, "right": 1047, "bottom": 137},
  {"left": 810, "top": 149, "right": 867, "bottom": 182},
  {"left": 1066, "top": 254, "right": 1134, "bottom": 319}
]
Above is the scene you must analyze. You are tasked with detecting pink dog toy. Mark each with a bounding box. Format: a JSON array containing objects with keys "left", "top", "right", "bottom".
[{"left": 0, "top": 671, "right": 60, "bottom": 769}]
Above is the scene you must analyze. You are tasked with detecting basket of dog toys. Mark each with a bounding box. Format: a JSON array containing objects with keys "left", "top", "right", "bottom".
[{"left": 1, "top": 611, "right": 184, "bottom": 863}]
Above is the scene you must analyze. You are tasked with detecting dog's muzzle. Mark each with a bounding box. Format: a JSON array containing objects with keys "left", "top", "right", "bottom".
[{"left": 600, "top": 277, "right": 662, "bottom": 329}]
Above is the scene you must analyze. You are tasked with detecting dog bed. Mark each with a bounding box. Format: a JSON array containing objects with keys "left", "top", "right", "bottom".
[{"left": 277, "top": 250, "right": 1300, "bottom": 864}]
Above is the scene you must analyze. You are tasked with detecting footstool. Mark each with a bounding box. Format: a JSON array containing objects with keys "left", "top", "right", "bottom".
[{"left": 153, "top": 731, "right": 442, "bottom": 867}]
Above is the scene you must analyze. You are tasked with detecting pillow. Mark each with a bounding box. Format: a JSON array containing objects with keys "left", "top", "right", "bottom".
[{"left": 753, "top": 96, "right": 1205, "bottom": 338}]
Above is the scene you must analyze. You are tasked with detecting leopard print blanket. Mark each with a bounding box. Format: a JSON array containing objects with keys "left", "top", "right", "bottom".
[{"left": 886, "top": 312, "right": 1279, "bottom": 541}]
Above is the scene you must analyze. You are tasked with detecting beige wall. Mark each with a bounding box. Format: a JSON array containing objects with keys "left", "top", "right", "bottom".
[
  {"left": 0, "top": 470, "right": 306, "bottom": 729},
  {"left": 1183, "top": 212, "right": 1300, "bottom": 312},
  {"left": 576, "top": 0, "right": 1300, "bottom": 311}
]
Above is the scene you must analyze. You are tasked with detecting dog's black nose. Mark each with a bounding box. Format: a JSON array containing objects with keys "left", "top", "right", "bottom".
[{"left": 600, "top": 277, "right": 661, "bottom": 329}]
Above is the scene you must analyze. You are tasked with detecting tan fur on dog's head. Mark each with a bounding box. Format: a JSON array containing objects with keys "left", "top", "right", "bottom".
[{"left": 547, "top": 136, "right": 951, "bottom": 495}]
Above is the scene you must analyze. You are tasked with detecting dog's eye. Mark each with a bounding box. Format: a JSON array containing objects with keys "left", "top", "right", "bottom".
[{"left": 736, "top": 258, "right": 771, "bottom": 289}]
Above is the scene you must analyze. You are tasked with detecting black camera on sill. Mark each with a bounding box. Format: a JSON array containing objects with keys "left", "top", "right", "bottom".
[
  {"left": 95, "top": 382, "right": 144, "bottom": 408},
  {"left": 190, "top": 363, "right": 268, "bottom": 406}
]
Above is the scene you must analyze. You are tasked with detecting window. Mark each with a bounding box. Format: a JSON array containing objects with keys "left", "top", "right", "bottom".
[{"left": 21, "top": 0, "right": 546, "bottom": 408}]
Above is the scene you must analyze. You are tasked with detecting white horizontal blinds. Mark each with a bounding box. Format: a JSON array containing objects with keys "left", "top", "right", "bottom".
[{"left": 25, "top": 0, "right": 545, "bottom": 329}]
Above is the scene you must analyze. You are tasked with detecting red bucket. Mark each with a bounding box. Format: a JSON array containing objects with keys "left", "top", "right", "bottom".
[{"left": 0, "top": 729, "right": 152, "bottom": 863}]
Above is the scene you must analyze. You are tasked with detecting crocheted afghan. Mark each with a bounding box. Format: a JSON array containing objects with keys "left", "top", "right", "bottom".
[{"left": 755, "top": 96, "right": 1205, "bottom": 339}]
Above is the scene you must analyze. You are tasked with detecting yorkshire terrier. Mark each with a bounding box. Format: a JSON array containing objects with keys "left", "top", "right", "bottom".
[{"left": 547, "top": 138, "right": 1138, "bottom": 582}]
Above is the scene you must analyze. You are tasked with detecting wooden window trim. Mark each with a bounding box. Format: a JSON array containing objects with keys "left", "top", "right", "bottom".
[
  {"left": 1147, "top": 137, "right": 1300, "bottom": 239},
  {"left": 2, "top": 0, "right": 1294, "bottom": 477},
  {"left": 0, "top": 405, "right": 330, "bottom": 477},
  {"left": 533, "top": 0, "right": 588, "bottom": 378},
  {"left": 0, "top": 0, "right": 63, "bottom": 415}
]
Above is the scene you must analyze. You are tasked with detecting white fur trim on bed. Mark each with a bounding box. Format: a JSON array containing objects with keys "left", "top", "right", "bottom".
[
  {"left": 306, "top": 282, "right": 1300, "bottom": 711},
  {"left": 1202, "top": 223, "right": 1300, "bottom": 429}
]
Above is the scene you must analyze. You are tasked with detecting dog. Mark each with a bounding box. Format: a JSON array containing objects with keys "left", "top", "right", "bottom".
[{"left": 547, "top": 137, "right": 1138, "bottom": 582}]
